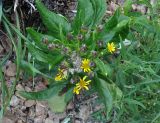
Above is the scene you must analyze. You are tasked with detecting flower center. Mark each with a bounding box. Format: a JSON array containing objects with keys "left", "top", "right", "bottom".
[
  {"left": 83, "top": 62, "right": 89, "bottom": 69},
  {"left": 79, "top": 79, "right": 86, "bottom": 87}
]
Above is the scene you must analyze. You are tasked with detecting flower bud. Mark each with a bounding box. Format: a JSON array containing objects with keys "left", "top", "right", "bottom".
[
  {"left": 91, "top": 50, "right": 97, "bottom": 57},
  {"left": 97, "top": 40, "right": 104, "bottom": 48},
  {"left": 88, "top": 71, "right": 95, "bottom": 78},
  {"left": 90, "top": 61, "right": 96, "bottom": 68},
  {"left": 48, "top": 43, "right": 55, "bottom": 50},
  {"left": 81, "top": 26, "right": 88, "bottom": 33},
  {"left": 77, "top": 34, "right": 83, "bottom": 41},
  {"left": 80, "top": 44, "right": 87, "bottom": 52},
  {"left": 42, "top": 37, "right": 49, "bottom": 44},
  {"left": 97, "top": 25, "right": 103, "bottom": 32},
  {"left": 67, "top": 33, "right": 74, "bottom": 40}
]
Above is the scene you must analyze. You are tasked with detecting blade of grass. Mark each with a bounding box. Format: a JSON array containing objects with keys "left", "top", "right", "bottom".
[
  {"left": 0, "top": 0, "right": 2, "bottom": 21},
  {"left": 1, "top": 11, "right": 22, "bottom": 115}
]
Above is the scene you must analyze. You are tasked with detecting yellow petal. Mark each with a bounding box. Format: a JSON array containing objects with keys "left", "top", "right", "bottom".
[
  {"left": 84, "top": 86, "right": 89, "bottom": 90},
  {"left": 86, "top": 80, "right": 91, "bottom": 83},
  {"left": 83, "top": 76, "right": 87, "bottom": 81}
]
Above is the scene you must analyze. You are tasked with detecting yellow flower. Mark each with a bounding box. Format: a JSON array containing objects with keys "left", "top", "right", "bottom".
[
  {"left": 73, "top": 87, "right": 80, "bottom": 95},
  {"left": 107, "top": 42, "right": 116, "bottom": 53},
  {"left": 81, "top": 59, "right": 91, "bottom": 72},
  {"left": 73, "top": 76, "right": 91, "bottom": 94},
  {"left": 55, "top": 69, "right": 67, "bottom": 81}
]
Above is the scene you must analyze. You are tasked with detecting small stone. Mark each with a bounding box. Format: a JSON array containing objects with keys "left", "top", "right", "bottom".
[
  {"left": 17, "top": 119, "right": 23, "bottom": 123},
  {"left": 10, "top": 95, "right": 20, "bottom": 107},
  {"left": 34, "top": 116, "right": 43, "bottom": 123},
  {"left": 36, "top": 101, "right": 47, "bottom": 108},
  {"left": 67, "top": 101, "right": 74, "bottom": 110},
  {"left": 36, "top": 103, "right": 45, "bottom": 116},
  {"left": 25, "top": 100, "right": 36, "bottom": 107},
  {"left": 25, "top": 86, "right": 32, "bottom": 92},
  {"left": 45, "top": 118, "right": 53, "bottom": 123},
  {"left": 5, "top": 62, "right": 16, "bottom": 77},
  {"left": 78, "top": 105, "right": 90, "bottom": 121},
  {"left": 48, "top": 110, "right": 55, "bottom": 119},
  {"left": 28, "top": 106, "right": 36, "bottom": 118},
  {"left": 75, "top": 120, "right": 81, "bottom": 123},
  {"left": 35, "top": 82, "right": 46, "bottom": 91},
  {"left": 2, "top": 117, "right": 15, "bottom": 123},
  {"left": 16, "top": 84, "right": 24, "bottom": 91}
]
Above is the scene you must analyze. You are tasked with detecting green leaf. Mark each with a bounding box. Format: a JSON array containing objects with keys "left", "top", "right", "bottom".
[
  {"left": 26, "top": 41, "right": 64, "bottom": 66},
  {"left": 102, "top": 8, "right": 121, "bottom": 42},
  {"left": 104, "top": 8, "right": 121, "bottom": 32},
  {"left": 94, "top": 77, "right": 113, "bottom": 114},
  {"left": 90, "top": 0, "right": 106, "bottom": 25},
  {"left": 72, "top": 0, "right": 94, "bottom": 34},
  {"left": 112, "top": 18, "right": 130, "bottom": 42},
  {"left": 94, "top": 77, "right": 123, "bottom": 114},
  {"left": 35, "top": 0, "right": 71, "bottom": 37},
  {"left": 124, "top": 98, "right": 146, "bottom": 109},
  {"left": 65, "top": 87, "right": 74, "bottom": 102},
  {"left": 19, "top": 83, "right": 64, "bottom": 100},
  {"left": 48, "top": 88, "right": 73, "bottom": 113},
  {"left": 106, "top": 82, "right": 123, "bottom": 103},
  {"left": 27, "top": 27, "right": 56, "bottom": 50},
  {"left": 123, "top": 0, "right": 133, "bottom": 16},
  {"left": 95, "top": 58, "right": 112, "bottom": 77},
  {"left": 48, "top": 94, "right": 66, "bottom": 113},
  {"left": 20, "top": 60, "right": 52, "bottom": 79}
]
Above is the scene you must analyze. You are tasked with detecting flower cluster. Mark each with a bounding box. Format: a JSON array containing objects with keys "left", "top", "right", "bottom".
[
  {"left": 54, "top": 41, "right": 116, "bottom": 95},
  {"left": 55, "top": 68, "right": 67, "bottom": 81}
]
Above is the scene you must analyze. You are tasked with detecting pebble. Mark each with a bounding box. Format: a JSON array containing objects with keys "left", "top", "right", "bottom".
[
  {"left": 45, "top": 118, "right": 53, "bottom": 123},
  {"left": 25, "top": 100, "right": 36, "bottom": 107},
  {"left": 25, "top": 86, "right": 32, "bottom": 92},
  {"left": 36, "top": 103, "right": 46, "bottom": 116},
  {"left": 78, "top": 105, "right": 90, "bottom": 121},
  {"left": 34, "top": 116, "right": 44, "bottom": 123},
  {"left": 2, "top": 117, "right": 15, "bottom": 123},
  {"left": 16, "top": 84, "right": 25, "bottom": 91},
  {"left": 10, "top": 95, "right": 20, "bottom": 107},
  {"left": 16, "top": 119, "right": 23, "bottom": 123},
  {"left": 5, "top": 62, "right": 16, "bottom": 77}
]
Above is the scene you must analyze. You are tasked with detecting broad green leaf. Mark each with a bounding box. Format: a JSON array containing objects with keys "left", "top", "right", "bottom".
[
  {"left": 106, "top": 82, "right": 123, "bottom": 104},
  {"left": 104, "top": 8, "right": 121, "bottom": 32},
  {"left": 72, "top": 0, "right": 94, "bottom": 34},
  {"left": 95, "top": 58, "right": 112, "bottom": 77},
  {"left": 123, "top": 0, "right": 133, "bottom": 16},
  {"left": 94, "top": 77, "right": 113, "bottom": 114},
  {"left": 48, "top": 94, "right": 66, "bottom": 113},
  {"left": 102, "top": 8, "right": 121, "bottom": 42},
  {"left": 94, "top": 77, "right": 123, "bottom": 114},
  {"left": 112, "top": 19, "right": 130, "bottom": 42},
  {"left": 64, "top": 87, "right": 74, "bottom": 102},
  {"left": 27, "top": 27, "right": 56, "bottom": 50},
  {"left": 48, "top": 88, "right": 73, "bottom": 113},
  {"left": 26, "top": 41, "right": 64, "bottom": 66},
  {"left": 19, "top": 83, "right": 64, "bottom": 100},
  {"left": 35, "top": 0, "right": 71, "bottom": 37},
  {"left": 20, "top": 60, "right": 52, "bottom": 79},
  {"left": 90, "top": 0, "right": 106, "bottom": 25}
]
